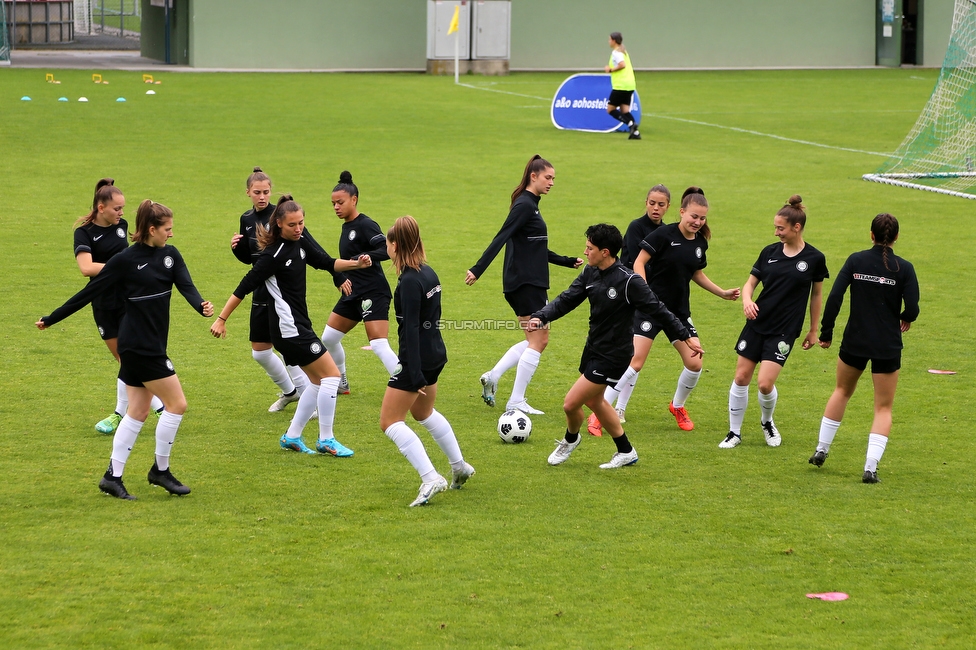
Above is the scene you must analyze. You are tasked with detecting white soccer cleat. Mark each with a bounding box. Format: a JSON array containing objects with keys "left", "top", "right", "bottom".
[
  {"left": 268, "top": 390, "right": 300, "bottom": 412},
  {"left": 507, "top": 400, "right": 544, "bottom": 415},
  {"left": 409, "top": 475, "right": 448, "bottom": 507},
  {"left": 719, "top": 432, "right": 741, "bottom": 449},
  {"left": 547, "top": 437, "right": 581, "bottom": 466},
  {"left": 761, "top": 421, "right": 782, "bottom": 447},
  {"left": 480, "top": 372, "right": 497, "bottom": 407},
  {"left": 599, "top": 448, "right": 639, "bottom": 469},
  {"left": 450, "top": 462, "right": 476, "bottom": 489}
]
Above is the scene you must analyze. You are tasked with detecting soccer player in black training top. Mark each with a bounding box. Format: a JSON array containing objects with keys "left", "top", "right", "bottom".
[
  {"left": 633, "top": 187, "right": 740, "bottom": 432},
  {"left": 39, "top": 200, "right": 214, "bottom": 500},
  {"left": 720, "top": 196, "right": 828, "bottom": 449},
  {"left": 528, "top": 224, "right": 703, "bottom": 470},
  {"left": 466, "top": 155, "right": 582, "bottom": 415},
  {"left": 380, "top": 216, "right": 474, "bottom": 507},
  {"left": 811, "top": 213, "right": 919, "bottom": 484},
  {"left": 212, "top": 195, "right": 370, "bottom": 458},
  {"left": 320, "top": 171, "right": 400, "bottom": 394},
  {"left": 231, "top": 167, "right": 311, "bottom": 413},
  {"left": 74, "top": 179, "right": 164, "bottom": 434},
  {"left": 589, "top": 183, "right": 671, "bottom": 435}
]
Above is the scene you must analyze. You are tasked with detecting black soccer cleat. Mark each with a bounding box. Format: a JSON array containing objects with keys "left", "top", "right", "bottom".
[
  {"left": 148, "top": 463, "right": 191, "bottom": 496},
  {"left": 808, "top": 450, "right": 828, "bottom": 467},
  {"left": 862, "top": 470, "right": 880, "bottom": 484},
  {"left": 628, "top": 123, "right": 641, "bottom": 140},
  {"left": 99, "top": 473, "right": 136, "bottom": 500}
]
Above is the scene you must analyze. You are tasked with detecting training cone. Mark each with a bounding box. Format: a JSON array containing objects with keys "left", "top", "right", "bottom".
[
  {"left": 21, "top": 96, "right": 32, "bottom": 101},
  {"left": 78, "top": 97, "right": 89, "bottom": 102},
  {"left": 146, "top": 90, "right": 156, "bottom": 95},
  {"left": 58, "top": 97, "right": 68, "bottom": 102},
  {"left": 116, "top": 98, "right": 126, "bottom": 102}
]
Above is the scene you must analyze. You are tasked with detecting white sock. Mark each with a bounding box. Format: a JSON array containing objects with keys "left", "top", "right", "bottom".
[
  {"left": 252, "top": 348, "right": 295, "bottom": 394},
  {"left": 321, "top": 326, "right": 347, "bottom": 375},
  {"left": 316, "top": 377, "right": 340, "bottom": 441},
  {"left": 729, "top": 382, "right": 748, "bottom": 435},
  {"left": 865, "top": 433, "right": 888, "bottom": 472},
  {"left": 817, "top": 417, "right": 841, "bottom": 453},
  {"left": 369, "top": 338, "right": 400, "bottom": 375},
  {"left": 418, "top": 409, "right": 464, "bottom": 471},
  {"left": 115, "top": 378, "right": 128, "bottom": 416},
  {"left": 110, "top": 415, "right": 144, "bottom": 477},
  {"left": 758, "top": 386, "right": 778, "bottom": 424},
  {"left": 672, "top": 368, "right": 701, "bottom": 408},
  {"left": 603, "top": 384, "right": 619, "bottom": 406},
  {"left": 150, "top": 395, "right": 164, "bottom": 413},
  {"left": 384, "top": 421, "right": 438, "bottom": 482},
  {"left": 490, "top": 340, "right": 528, "bottom": 382},
  {"left": 612, "top": 367, "right": 640, "bottom": 411},
  {"left": 509, "top": 347, "right": 541, "bottom": 405},
  {"left": 285, "top": 382, "right": 319, "bottom": 439},
  {"left": 154, "top": 411, "right": 183, "bottom": 471},
  {"left": 287, "top": 365, "right": 308, "bottom": 394}
]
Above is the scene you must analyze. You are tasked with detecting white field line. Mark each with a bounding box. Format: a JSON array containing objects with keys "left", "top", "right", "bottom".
[{"left": 458, "top": 82, "right": 892, "bottom": 158}]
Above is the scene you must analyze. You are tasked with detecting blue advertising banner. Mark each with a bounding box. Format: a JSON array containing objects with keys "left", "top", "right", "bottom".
[{"left": 551, "top": 73, "right": 642, "bottom": 133}]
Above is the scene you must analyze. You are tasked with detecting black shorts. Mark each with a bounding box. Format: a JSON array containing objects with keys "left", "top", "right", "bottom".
[
  {"left": 608, "top": 89, "right": 634, "bottom": 107},
  {"left": 734, "top": 323, "right": 796, "bottom": 367},
  {"left": 249, "top": 302, "right": 273, "bottom": 343},
  {"left": 332, "top": 294, "right": 391, "bottom": 323},
  {"left": 118, "top": 351, "right": 176, "bottom": 387},
  {"left": 387, "top": 362, "right": 444, "bottom": 393},
  {"left": 578, "top": 348, "right": 631, "bottom": 388},
  {"left": 633, "top": 312, "right": 696, "bottom": 343},
  {"left": 92, "top": 305, "right": 124, "bottom": 341},
  {"left": 839, "top": 349, "right": 901, "bottom": 374},
  {"left": 274, "top": 332, "right": 327, "bottom": 368},
  {"left": 504, "top": 286, "right": 548, "bottom": 317}
]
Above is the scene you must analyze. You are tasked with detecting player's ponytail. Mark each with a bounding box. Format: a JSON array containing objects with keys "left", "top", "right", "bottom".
[
  {"left": 333, "top": 170, "right": 359, "bottom": 198},
  {"left": 871, "top": 213, "right": 900, "bottom": 271},
  {"left": 511, "top": 155, "right": 553, "bottom": 208},
  {"left": 257, "top": 194, "right": 302, "bottom": 250},
  {"left": 386, "top": 215, "right": 426, "bottom": 273},
  {"left": 132, "top": 199, "right": 173, "bottom": 244},
  {"left": 246, "top": 166, "right": 271, "bottom": 190},
  {"left": 76, "top": 178, "right": 124, "bottom": 228},
  {"left": 776, "top": 194, "right": 807, "bottom": 229},
  {"left": 680, "top": 186, "right": 711, "bottom": 240}
]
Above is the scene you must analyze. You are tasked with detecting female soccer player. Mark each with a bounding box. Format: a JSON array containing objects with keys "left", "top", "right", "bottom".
[
  {"left": 632, "top": 187, "right": 740, "bottom": 431},
  {"left": 74, "top": 179, "right": 163, "bottom": 434},
  {"left": 604, "top": 31, "right": 640, "bottom": 139},
  {"left": 380, "top": 216, "right": 474, "bottom": 507},
  {"left": 211, "top": 195, "right": 369, "bottom": 457},
  {"left": 719, "top": 196, "right": 828, "bottom": 449},
  {"left": 528, "top": 224, "right": 702, "bottom": 469},
  {"left": 320, "top": 171, "right": 400, "bottom": 394},
  {"left": 588, "top": 184, "right": 670, "bottom": 435},
  {"left": 465, "top": 155, "right": 582, "bottom": 415},
  {"left": 231, "top": 167, "right": 311, "bottom": 413},
  {"left": 810, "top": 213, "right": 919, "bottom": 483},
  {"left": 39, "top": 200, "right": 214, "bottom": 500}
]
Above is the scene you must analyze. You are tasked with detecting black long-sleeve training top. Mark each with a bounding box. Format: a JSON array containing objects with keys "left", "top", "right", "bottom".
[
  {"left": 820, "top": 246, "right": 919, "bottom": 358},
  {"left": 620, "top": 213, "right": 661, "bottom": 271},
  {"left": 233, "top": 233, "right": 339, "bottom": 341},
  {"left": 469, "top": 190, "right": 578, "bottom": 293},
  {"left": 73, "top": 217, "right": 129, "bottom": 311},
  {"left": 44, "top": 243, "right": 207, "bottom": 356},
  {"left": 337, "top": 214, "right": 392, "bottom": 300},
  {"left": 393, "top": 264, "right": 447, "bottom": 387},
  {"left": 532, "top": 261, "right": 690, "bottom": 367}
]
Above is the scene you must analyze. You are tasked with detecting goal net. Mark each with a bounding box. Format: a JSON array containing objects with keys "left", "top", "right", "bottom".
[
  {"left": 864, "top": 0, "right": 976, "bottom": 199},
  {"left": 1, "top": 0, "right": 10, "bottom": 66}
]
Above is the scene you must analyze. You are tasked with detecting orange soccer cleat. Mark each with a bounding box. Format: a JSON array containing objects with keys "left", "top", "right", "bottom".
[
  {"left": 586, "top": 412, "right": 603, "bottom": 437},
  {"left": 669, "top": 401, "right": 694, "bottom": 431}
]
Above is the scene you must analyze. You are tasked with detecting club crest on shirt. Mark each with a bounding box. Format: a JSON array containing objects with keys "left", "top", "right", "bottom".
[
  {"left": 607, "top": 287, "right": 618, "bottom": 299},
  {"left": 641, "top": 320, "right": 652, "bottom": 332},
  {"left": 163, "top": 256, "right": 174, "bottom": 269},
  {"left": 165, "top": 359, "right": 174, "bottom": 371},
  {"left": 737, "top": 340, "right": 747, "bottom": 351},
  {"left": 796, "top": 261, "right": 809, "bottom": 272},
  {"left": 310, "top": 342, "right": 322, "bottom": 354},
  {"left": 695, "top": 247, "right": 702, "bottom": 259},
  {"left": 777, "top": 341, "right": 791, "bottom": 356},
  {"left": 300, "top": 249, "right": 306, "bottom": 259},
  {"left": 116, "top": 227, "right": 125, "bottom": 238},
  {"left": 349, "top": 230, "right": 357, "bottom": 241}
]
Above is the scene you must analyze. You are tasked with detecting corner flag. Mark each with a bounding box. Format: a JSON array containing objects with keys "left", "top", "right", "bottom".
[{"left": 447, "top": 4, "right": 459, "bottom": 34}]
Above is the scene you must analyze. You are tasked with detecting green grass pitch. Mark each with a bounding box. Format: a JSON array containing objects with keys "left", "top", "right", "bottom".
[{"left": 1, "top": 68, "right": 974, "bottom": 648}]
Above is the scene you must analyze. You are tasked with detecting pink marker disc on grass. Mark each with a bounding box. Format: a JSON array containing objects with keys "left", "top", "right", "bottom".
[
  {"left": 806, "top": 592, "right": 849, "bottom": 601},
  {"left": 927, "top": 369, "right": 957, "bottom": 375}
]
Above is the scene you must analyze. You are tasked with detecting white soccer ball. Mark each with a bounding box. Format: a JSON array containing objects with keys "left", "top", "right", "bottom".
[{"left": 497, "top": 409, "right": 532, "bottom": 444}]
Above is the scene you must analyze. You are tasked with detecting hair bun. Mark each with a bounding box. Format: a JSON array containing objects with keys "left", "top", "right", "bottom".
[
  {"left": 278, "top": 194, "right": 293, "bottom": 204},
  {"left": 253, "top": 166, "right": 263, "bottom": 173},
  {"left": 788, "top": 194, "right": 803, "bottom": 207},
  {"left": 339, "top": 170, "right": 353, "bottom": 184},
  {"left": 682, "top": 186, "right": 704, "bottom": 200}
]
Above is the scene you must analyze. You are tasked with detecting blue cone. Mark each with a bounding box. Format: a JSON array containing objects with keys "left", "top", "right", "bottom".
[
  {"left": 58, "top": 97, "right": 68, "bottom": 102},
  {"left": 21, "top": 96, "right": 31, "bottom": 101},
  {"left": 116, "top": 97, "right": 126, "bottom": 102}
]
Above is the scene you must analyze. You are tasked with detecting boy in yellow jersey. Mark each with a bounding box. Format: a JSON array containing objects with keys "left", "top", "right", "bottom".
[{"left": 604, "top": 32, "right": 640, "bottom": 140}]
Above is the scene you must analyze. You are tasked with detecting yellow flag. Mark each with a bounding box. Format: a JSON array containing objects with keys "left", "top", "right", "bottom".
[{"left": 447, "top": 4, "right": 459, "bottom": 35}]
